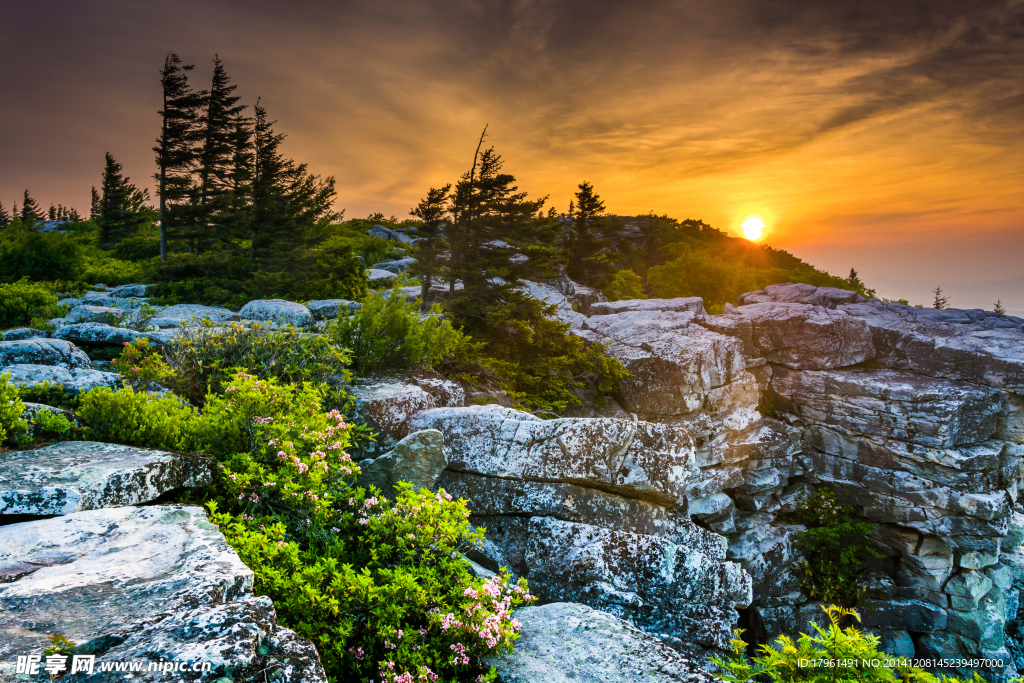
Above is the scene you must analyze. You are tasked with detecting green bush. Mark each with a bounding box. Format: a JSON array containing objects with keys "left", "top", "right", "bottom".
[
  {"left": 795, "top": 489, "right": 881, "bottom": 605},
  {"left": 605, "top": 269, "right": 646, "bottom": 301},
  {"left": 161, "top": 321, "right": 351, "bottom": 404},
  {"left": 0, "top": 373, "right": 28, "bottom": 443},
  {"left": 32, "top": 409, "right": 76, "bottom": 438},
  {"left": 16, "top": 380, "right": 78, "bottom": 410},
  {"left": 0, "top": 279, "right": 65, "bottom": 329},
  {"left": 111, "top": 338, "right": 174, "bottom": 391},
  {"left": 711, "top": 605, "right": 937, "bottom": 683},
  {"left": 76, "top": 386, "right": 196, "bottom": 450},
  {"left": 84, "top": 373, "right": 532, "bottom": 683},
  {"left": 325, "top": 287, "right": 475, "bottom": 375},
  {"left": 0, "top": 230, "right": 84, "bottom": 282}
]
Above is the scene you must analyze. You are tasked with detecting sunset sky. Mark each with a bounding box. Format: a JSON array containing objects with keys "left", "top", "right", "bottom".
[{"left": 2, "top": 0, "right": 1022, "bottom": 308}]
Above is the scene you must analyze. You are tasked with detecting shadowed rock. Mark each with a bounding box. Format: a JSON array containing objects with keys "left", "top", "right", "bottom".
[
  {"left": 0, "top": 338, "right": 91, "bottom": 369},
  {"left": 0, "top": 441, "right": 215, "bottom": 516},
  {"left": 357, "top": 429, "right": 447, "bottom": 497},
  {"left": 2, "top": 364, "right": 120, "bottom": 393},
  {"left": 489, "top": 602, "right": 715, "bottom": 683}
]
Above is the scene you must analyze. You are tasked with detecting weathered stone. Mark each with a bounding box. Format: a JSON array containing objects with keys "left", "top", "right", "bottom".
[
  {"left": 0, "top": 338, "right": 91, "bottom": 369},
  {"left": 1, "top": 327, "right": 47, "bottom": 341},
  {"left": 482, "top": 516, "right": 748, "bottom": 650},
  {"left": 859, "top": 598, "right": 948, "bottom": 632},
  {"left": 65, "top": 304, "right": 128, "bottom": 325},
  {"left": 238, "top": 299, "right": 315, "bottom": 328},
  {"left": 857, "top": 570, "right": 897, "bottom": 600},
  {"left": 367, "top": 224, "right": 416, "bottom": 244},
  {"left": 738, "top": 283, "right": 866, "bottom": 309},
  {"left": 488, "top": 603, "right": 715, "bottom": 683},
  {"left": 727, "top": 521, "right": 806, "bottom": 608},
  {"left": 0, "top": 506, "right": 326, "bottom": 682},
  {"left": 409, "top": 405, "right": 696, "bottom": 506},
  {"left": 305, "top": 298, "right": 361, "bottom": 320},
  {"left": 946, "top": 587, "right": 1006, "bottom": 649},
  {"left": 150, "top": 303, "right": 239, "bottom": 328},
  {"left": 864, "top": 629, "right": 916, "bottom": 658},
  {"left": 372, "top": 256, "right": 417, "bottom": 274},
  {"left": 733, "top": 302, "right": 875, "bottom": 369},
  {"left": 946, "top": 571, "right": 994, "bottom": 612},
  {"left": 109, "top": 283, "right": 149, "bottom": 298},
  {"left": 350, "top": 381, "right": 438, "bottom": 444},
  {"left": 367, "top": 268, "right": 399, "bottom": 285},
  {"left": 580, "top": 309, "right": 747, "bottom": 419},
  {"left": 587, "top": 297, "right": 705, "bottom": 317},
  {"left": 52, "top": 321, "right": 171, "bottom": 348},
  {"left": 837, "top": 299, "right": 1024, "bottom": 392},
  {"left": 0, "top": 441, "right": 213, "bottom": 516},
  {"left": 357, "top": 429, "right": 447, "bottom": 497},
  {"left": 569, "top": 281, "right": 608, "bottom": 315},
  {"left": 2, "top": 363, "right": 120, "bottom": 393},
  {"left": 770, "top": 366, "right": 1004, "bottom": 448}
]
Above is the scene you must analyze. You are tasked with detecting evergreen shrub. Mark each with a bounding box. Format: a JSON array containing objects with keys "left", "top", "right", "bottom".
[
  {"left": 77, "top": 386, "right": 196, "bottom": 449},
  {"left": 0, "top": 279, "right": 65, "bottom": 329},
  {"left": 0, "top": 373, "right": 28, "bottom": 443}
]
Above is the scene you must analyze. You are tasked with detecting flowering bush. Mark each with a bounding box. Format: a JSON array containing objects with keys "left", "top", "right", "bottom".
[{"left": 112, "top": 338, "right": 174, "bottom": 391}]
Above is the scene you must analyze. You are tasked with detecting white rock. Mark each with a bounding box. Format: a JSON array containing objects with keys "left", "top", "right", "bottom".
[
  {"left": 0, "top": 338, "right": 91, "bottom": 369},
  {"left": 239, "top": 299, "right": 315, "bottom": 328}
]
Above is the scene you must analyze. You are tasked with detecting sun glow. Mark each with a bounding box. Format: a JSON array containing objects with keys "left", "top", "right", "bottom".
[{"left": 741, "top": 214, "right": 766, "bottom": 241}]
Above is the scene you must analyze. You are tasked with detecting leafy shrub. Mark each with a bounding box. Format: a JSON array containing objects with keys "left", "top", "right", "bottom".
[
  {"left": 0, "top": 279, "right": 66, "bottom": 329},
  {"left": 76, "top": 386, "right": 196, "bottom": 450},
  {"left": 32, "top": 409, "right": 76, "bottom": 438},
  {"left": 161, "top": 322, "right": 351, "bottom": 404},
  {"left": 0, "top": 373, "right": 28, "bottom": 443},
  {"left": 711, "top": 605, "right": 937, "bottom": 683},
  {"left": 16, "top": 380, "right": 78, "bottom": 410},
  {"left": 0, "top": 230, "right": 84, "bottom": 282},
  {"left": 112, "top": 338, "right": 174, "bottom": 391},
  {"left": 325, "top": 287, "right": 474, "bottom": 375},
  {"left": 605, "top": 269, "right": 646, "bottom": 301},
  {"left": 89, "top": 373, "right": 532, "bottom": 682},
  {"left": 795, "top": 488, "right": 881, "bottom": 605},
  {"left": 211, "top": 484, "right": 533, "bottom": 683}
]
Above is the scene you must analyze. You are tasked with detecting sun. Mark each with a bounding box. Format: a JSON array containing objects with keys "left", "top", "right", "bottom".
[{"left": 741, "top": 214, "right": 766, "bottom": 241}]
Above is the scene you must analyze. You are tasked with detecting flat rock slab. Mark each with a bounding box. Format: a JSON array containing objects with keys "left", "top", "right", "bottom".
[
  {"left": 150, "top": 303, "right": 238, "bottom": 328},
  {"left": 53, "top": 322, "right": 171, "bottom": 348},
  {"left": 1, "top": 363, "right": 120, "bottom": 393},
  {"left": 0, "top": 441, "right": 215, "bottom": 516},
  {"left": 305, "top": 298, "right": 362, "bottom": 320},
  {"left": 488, "top": 602, "right": 715, "bottom": 683},
  {"left": 0, "top": 338, "right": 91, "bottom": 369},
  {"left": 0, "top": 505, "right": 326, "bottom": 682},
  {"left": 65, "top": 305, "right": 128, "bottom": 325}
]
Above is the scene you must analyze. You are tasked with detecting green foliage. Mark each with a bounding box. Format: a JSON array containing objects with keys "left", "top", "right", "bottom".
[
  {"left": 795, "top": 489, "right": 881, "bottom": 605},
  {"left": 0, "top": 373, "right": 28, "bottom": 443},
  {"left": 44, "top": 633, "right": 76, "bottom": 659},
  {"left": 32, "top": 409, "right": 76, "bottom": 439},
  {"left": 325, "top": 286, "right": 474, "bottom": 375},
  {"left": 76, "top": 386, "right": 197, "bottom": 450},
  {"left": 605, "top": 269, "right": 646, "bottom": 301},
  {"left": 16, "top": 380, "right": 78, "bottom": 410},
  {"left": 161, "top": 321, "right": 351, "bottom": 404},
  {"left": 0, "top": 229, "right": 84, "bottom": 282},
  {"left": 112, "top": 338, "right": 175, "bottom": 391},
  {"left": 0, "top": 279, "right": 66, "bottom": 329},
  {"left": 710, "top": 606, "right": 936, "bottom": 683}
]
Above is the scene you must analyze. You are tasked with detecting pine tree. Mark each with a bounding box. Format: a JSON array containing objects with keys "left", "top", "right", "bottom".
[
  {"left": 249, "top": 101, "right": 337, "bottom": 266},
  {"left": 932, "top": 286, "right": 949, "bottom": 310},
  {"left": 567, "top": 181, "right": 607, "bottom": 280},
  {"left": 194, "top": 55, "right": 247, "bottom": 250},
  {"left": 155, "top": 53, "right": 206, "bottom": 260},
  {"left": 994, "top": 300, "right": 1007, "bottom": 315},
  {"left": 20, "top": 190, "right": 42, "bottom": 224},
  {"left": 0, "top": 200, "right": 10, "bottom": 229},
  {"left": 48, "top": 205, "right": 56, "bottom": 221},
  {"left": 848, "top": 268, "right": 863, "bottom": 289},
  {"left": 90, "top": 187, "right": 101, "bottom": 220},
  {"left": 97, "top": 152, "right": 155, "bottom": 245},
  {"left": 410, "top": 184, "right": 451, "bottom": 300}
]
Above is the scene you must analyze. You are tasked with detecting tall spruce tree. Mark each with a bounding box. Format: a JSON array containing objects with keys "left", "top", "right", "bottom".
[
  {"left": 90, "top": 187, "right": 101, "bottom": 220},
  {"left": 194, "top": 56, "right": 247, "bottom": 250},
  {"left": 0, "top": 200, "right": 10, "bottom": 229},
  {"left": 410, "top": 184, "right": 451, "bottom": 300},
  {"left": 97, "top": 152, "right": 155, "bottom": 245},
  {"left": 249, "top": 101, "right": 336, "bottom": 266},
  {"left": 447, "top": 145, "right": 553, "bottom": 333},
  {"left": 155, "top": 52, "right": 205, "bottom": 260},
  {"left": 20, "top": 190, "right": 42, "bottom": 224},
  {"left": 567, "top": 181, "right": 607, "bottom": 281}
]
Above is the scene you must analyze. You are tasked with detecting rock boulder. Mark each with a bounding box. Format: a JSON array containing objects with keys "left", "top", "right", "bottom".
[
  {"left": 0, "top": 338, "right": 91, "bottom": 369},
  {"left": 239, "top": 299, "right": 315, "bottom": 328}
]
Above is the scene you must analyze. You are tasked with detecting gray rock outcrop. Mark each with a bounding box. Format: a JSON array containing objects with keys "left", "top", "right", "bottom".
[
  {"left": 1, "top": 328, "right": 47, "bottom": 341},
  {"left": 357, "top": 429, "right": 447, "bottom": 497},
  {"left": 0, "top": 441, "right": 214, "bottom": 516},
  {"left": 306, "top": 299, "right": 362, "bottom": 320},
  {"left": 53, "top": 322, "right": 172, "bottom": 348},
  {"left": 349, "top": 377, "right": 465, "bottom": 454},
  {"left": 2, "top": 363, "right": 121, "bottom": 393},
  {"left": 0, "top": 505, "right": 326, "bottom": 682},
  {"left": 239, "top": 299, "right": 315, "bottom": 328},
  {"left": 150, "top": 303, "right": 238, "bottom": 328},
  {"left": 65, "top": 304, "right": 128, "bottom": 326},
  {"left": 0, "top": 338, "right": 91, "bottom": 369},
  {"left": 489, "top": 603, "right": 714, "bottom": 683}
]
